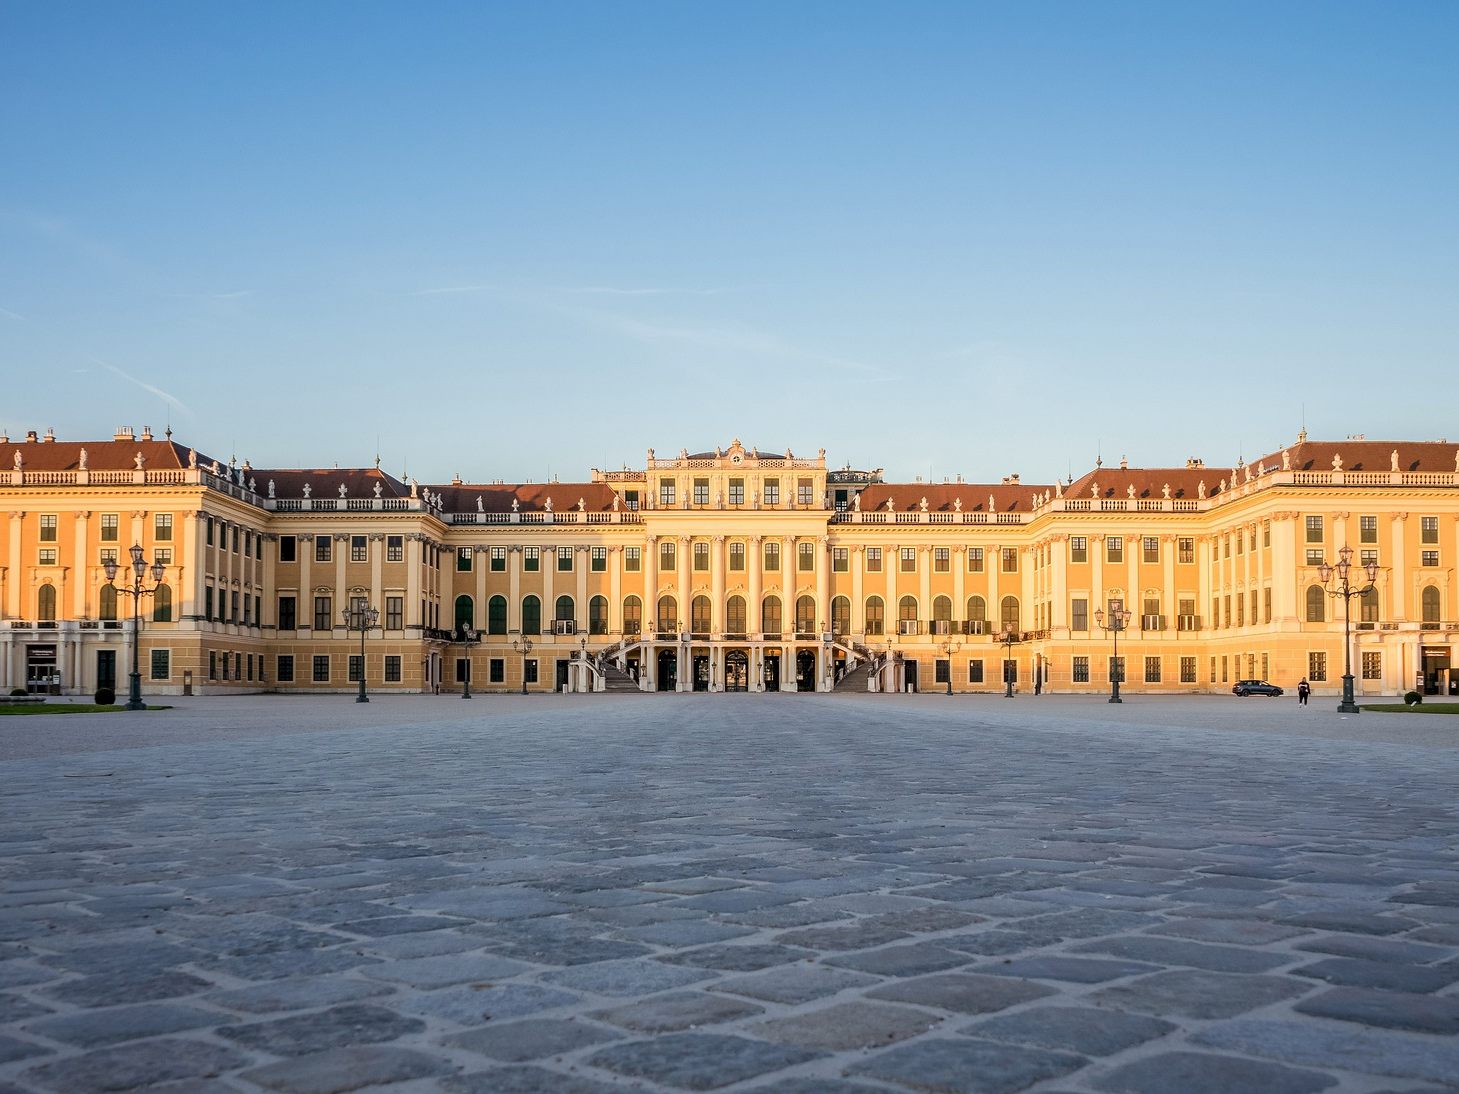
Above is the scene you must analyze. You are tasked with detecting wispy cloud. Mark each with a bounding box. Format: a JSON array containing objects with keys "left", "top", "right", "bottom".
[
  {"left": 0, "top": 306, "right": 23, "bottom": 321},
  {"left": 557, "top": 285, "right": 742, "bottom": 297},
  {"left": 410, "top": 284, "right": 498, "bottom": 296},
  {"left": 209, "top": 290, "right": 254, "bottom": 300},
  {"left": 91, "top": 357, "right": 192, "bottom": 418}
]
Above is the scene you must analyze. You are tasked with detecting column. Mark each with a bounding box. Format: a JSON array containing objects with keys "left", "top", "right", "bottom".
[
  {"left": 748, "top": 536, "right": 763, "bottom": 692},
  {"left": 851, "top": 546, "right": 865, "bottom": 634},
  {"left": 73, "top": 511, "right": 90, "bottom": 617},
  {"left": 818, "top": 537, "right": 832, "bottom": 689},
  {"left": 988, "top": 542, "right": 1001, "bottom": 627},
  {"left": 508, "top": 546, "right": 522, "bottom": 631},
  {"left": 405, "top": 535, "right": 422, "bottom": 627},
  {"left": 1391, "top": 514, "right": 1408, "bottom": 620},
  {"left": 676, "top": 535, "right": 690, "bottom": 690},
  {"left": 261, "top": 532, "right": 277, "bottom": 630},
  {"left": 1162, "top": 536, "right": 1176, "bottom": 630},
  {"left": 643, "top": 535, "right": 657, "bottom": 690},
  {"left": 1050, "top": 536, "right": 1068, "bottom": 635},
  {"left": 1197, "top": 534, "right": 1212, "bottom": 632},
  {"left": 472, "top": 544, "right": 485, "bottom": 633},
  {"left": 918, "top": 545, "right": 931, "bottom": 629},
  {"left": 541, "top": 544, "right": 555, "bottom": 635},
  {"left": 1127, "top": 536, "right": 1139, "bottom": 629},
  {"left": 952, "top": 544, "right": 966, "bottom": 632},
  {"left": 1254, "top": 525, "right": 1266, "bottom": 625},
  {"left": 298, "top": 535, "right": 313, "bottom": 632},
  {"left": 1272, "top": 515, "right": 1298, "bottom": 622},
  {"left": 608, "top": 546, "right": 622, "bottom": 633},
  {"left": 711, "top": 536, "right": 726, "bottom": 635},
  {"left": 781, "top": 537, "right": 796, "bottom": 691},
  {"left": 7, "top": 512, "right": 23, "bottom": 618},
  {"left": 884, "top": 543, "right": 897, "bottom": 635},
  {"left": 575, "top": 546, "right": 588, "bottom": 635}
]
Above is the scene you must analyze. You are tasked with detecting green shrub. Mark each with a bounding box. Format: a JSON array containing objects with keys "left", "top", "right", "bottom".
[
  {"left": 1404, "top": 690, "right": 1423, "bottom": 707},
  {"left": 9, "top": 687, "right": 27, "bottom": 696},
  {"left": 94, "top": 687, "right": 116, "bottom": 706}
]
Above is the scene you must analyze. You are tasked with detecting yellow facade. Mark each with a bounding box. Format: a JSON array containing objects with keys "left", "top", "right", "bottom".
[{"left": 2, "top": 431, "right": 1457, "bottom": 698}]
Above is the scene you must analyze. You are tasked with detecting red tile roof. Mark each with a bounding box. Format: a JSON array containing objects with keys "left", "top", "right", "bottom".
[
  {"left": 1254, "top": 439, "right": 1459, "bottom": 474},
  {"left": 0, "top": 438, "right": 223, "bottom": 473},
  {"left": 258, "top": 468, "right": 408, "bottom": 499},
  {"left": 428, "top": 482, "right": 620, "bottom": 513},
  {"left": 856, "top": 482, "right": 1054, "bottom": 514}
]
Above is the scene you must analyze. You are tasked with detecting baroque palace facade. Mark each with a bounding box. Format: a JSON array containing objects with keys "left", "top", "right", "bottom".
[{"left": 2, "top": 428, "right": 1457, "bottom": 699}]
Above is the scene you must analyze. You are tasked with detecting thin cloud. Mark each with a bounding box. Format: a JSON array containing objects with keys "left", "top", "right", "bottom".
[
  {"left": 559, "top": 286, "right": 741, "bottom": 297},
  {"left": 209, "top": 290, "right": 254, "bottom": 300},
  {"left": 410, "top": 284, "right": 498, "bottom": 296},
  {"left": 91, "top": 358, "right": 192, "bottom": 418},
  {"left": 0, "top": 306, "right": 23, "bottom": 321}
]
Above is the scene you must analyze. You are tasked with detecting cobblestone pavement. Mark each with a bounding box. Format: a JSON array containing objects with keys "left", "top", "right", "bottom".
[{"left": 2, "top": 694, "right": 1458, "bottom": 1093}]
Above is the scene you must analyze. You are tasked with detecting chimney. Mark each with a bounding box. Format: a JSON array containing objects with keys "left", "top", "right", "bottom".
[
  {"left": 140, "top": 425, "right": 153, "bottom": 441},
  {"left": 41, "top": 427, "right": 55, "bottom": 443},
  {"left": 114, "top": 426, "right": 135, "bottom": 441},
  {"left": 25, "top": 430, "right": 38, "bottom": 442}
]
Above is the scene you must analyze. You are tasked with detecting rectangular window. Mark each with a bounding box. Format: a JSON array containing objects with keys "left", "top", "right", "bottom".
[
  {"left": 968, "top": 659, "right": 984, "bottom": 684},
  {"left": 312, "top": 655, "right": 330, "bottom": 682},
  {"left": 763, "top": 479, "right": 779, "bottom": 506},
  {"left": 489, "top": 658, "right": 505, "bottom": 683},
  {"left": 624, "top": 489, "right": 639, "bottom": 511},
  {"left": 99, "top": 547, "right": 118, "bottom": 566},
  {"left": 209, "top": 650, "right": 217, "bottom": 680},
  {"left": 1422, "top": 550, "right": 1439, "bottom": 567},
  {"left": 900, "top": 547, "right": 916, "bottom": 573},
  {"left": 278, "top": 596, "right": 296, "bottom": 631},
  {"left": 797, "top": 478, "right": 814, "bottom": 506},
  {"left": 1180, "top": 656, "right": 1196, "bottom": 684},
  {"left": 1236, "top": 596, "right": 1244, "bottom": 626},
  {"left": 693, "top": 478, "right": 709, "bottom": 506},
  {"left": 275, "top": 655, "right": 294, "bottom": 682},
  {"left": 1359, "top": 515, "right": 1377, "bottom": 543},
  {"left": 276, "top": 534, "right": 295, "bottom": 563},
  {"left": 151, "top": 547, "right": 172, "bottom": 566},
  {"left": 1108, "top": 655, "right": 1125, "bottom": 683},
  {"left": 100, "top": 513, "right": 119, "bottom": 542},
  {"left": 1143, "top": 537, "right": 1159, "bottom": 564},
  {"left": 557, "top": 546, "right": 573, "bottom": 571},
  {"left": 934, "top": 659, "right": 950, "bottom": 684},
  {"left": 729, "top": 478, "right": 744, "bottom": 505},
  {"left": 231, "top": 525, "right": 239, "bottom": 553},
  {"left": 446, "top": 545, "right": 467, "bottom": 571},
  {"left": 386, "top": 596, "right": 403, "bottom": 630},
  {"left": 1421, "top": 516, "right": 1439, "bottom": 544},
  {"left": 1264, "top": 587, "right": 1271, "bottom": 622},
  {"left": 1069, "top": 537, "right": 1087, "bottom": 563},
  {"left": 150, "top": 649, "right": 170, "bottom": 680},
  {"left": 1236, "top": 532, "right": 1244, "bottom": 556},
  {"left": 1072, "top": 656, "right": 1089, "bottom": 683},
  {"left": 729, "top": 543, "right": 745, "bottom": 571},
  {"left": 624, "top": 547, "right": 641, "bottom": 572},
  {"left": 205, "top": 587, "right": 215, "bottom": 621},
  {"left": 206, "top": 515, "right": 215, "bottom": 546},
  {"left": 454, "top": 657, "right": 470, "bottom": 684},
  {"left": 1178, "top": 537, "right": 1194, "bottom": 564},
  {"left": 1144, "top": 656, "right": 1161, "bottom": 683},
  {"left": 1071, "top": 598, "right": 1088, "bottom": 632},
  {"left": 315, "top": 535, "right": 332, "bottom": 562},
  {"left": 800, "top": 542, "right": 817, "bottom": 571},
  {"left": 489, "top": 547, "right": 506, "bottom": 571},
  {"left": 1306, "top": 548, "right": 1325, "bottom": 566},
  {"left": 524, "top": 547, "right": 539, "bottom": 571},
  {"left": 591, "top": 546, "right": 606, "bottom": 572},
  {"left": 38, "top": 548, "right": 57, "bottom": 566},
  {"left": 1362, "top": 651, "right": 1381, "bottom": 680},
  {"left": 154, "top": 513, "right": 173, "bottom": 541},
  {"left": 659, "top": 478, "right": 675, "bottom": 507},
  {"left": 1309, "top": 651, "right": 1327, "bottom": 682},
  {"left": 313, "top": 595, "right": 332, "bottom": 631},
  {"left": 1306, "top": 515, "right": 1323, "bottom": 543},
  {"left": 694, "top": 542, "right": 710, "bottom": 571},
  {"left": 1360, "top": 548, "right": 1378, "bottom": 568},
  {"left": 523, "top": 658, "right": 539, "bottom": 684},
  {"left": 934, "top": 547, "right": 950, "bottom": 573},
  {"left": 386, "top": 535, "right": 403, "bottom": 562},
  {"left": 968, "top": 548, "right": 983, "bottom": 572},
  {"left": 348, "top": 655, "right": 363, "bottom": 683},
  {"left": 1106, "top": 536, "right": 1123, "bottom": 563},
  {"left": 1223, "top": 595, "right": 1231, "bottom": 627},
  {"left": 1001, "top": 547, "right": 1018, "bottom": 573},
  {"left": 231, "top": 591, "right": 239, "bottom": 623},
  {"left": 865, "top": 547, "right": 881, "bottom": 572},
  {"left": 384, "top": 656, "right": 401, "bottom": 682},
  {"left": 764, "top": 541, "right": 779, "bottom": 570},
  {"left": 660, "top": 541, "right": 676, "bottom": 571},
  {"left": 342, "top": 535, "right": 362, "bottom": 563},
  {"left": 833, "top": 547, "right": 848, "bottom": 573},
  {"left": 39, "top": 514, "right": 57, "bottom": 542}
]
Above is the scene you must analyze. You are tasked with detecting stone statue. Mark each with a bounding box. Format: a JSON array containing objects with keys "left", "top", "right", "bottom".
[
  {"left": 887, "top": 497, "right": 896, "bottom": 513},
  {"left": 268, "top": 479, "right": 276, "bottom": 498},
  {"left": 919, "top": 496, "right": 928, "bottom": 512},
  {"left": 187, "top": 448, "right": 197, "bottom": 469},
  {"left": 852, "top": 493, "right": 860, "bottom": 512},
  {"left": 133, "top": 451, "right": 145, "bottom": 470},
  {"left": 374, "top": 481, "right": 383, "bottom": 499},
  {"left": 646, "top": 448, "right": 654, "bottom": 461},
  {"left": 1331, "top": 453, "right": 1343, "bottom": 472},
  {"left": 1090, "top": 482, "right": 1099, "bottom": 499},
  {"left": 1220, "top": 478, "right": 1228, "bottom": 493},
  {"left": 785, "top": 448, "right": 792, "bottom": 459},
  {"left": 248, "top": 476, "right": 257, "bottom": 493},
  {"left": 1162, "top": 482, "right": 1171, "bottom": 499},
  {"left": 578, "top": 497, "right": 586, "bottom": 512},
  {"left": 409, "top": 478, "right": 418, "bottom": 498},
  {"left": 1055, "top": 480, "right": 1063, "bottom": 499},
  {"left": 818, "top": 448, "right": 826, "bottom": 459},
  {"left": 210, "top": 459, "right": 220, "bottom": 475},
  {"left": 303, "top": 482, "right": 312, "bottom": 499},
  {"left": 953, "top": 497, "right": 962, "bottom": 512},
  {"left": 338, "top": 482, "right": 348, "bottom": 498},
  {"left": 12, "top": 451, "right": 21, "bottom": 471},
  {"left": 78, "top": 448, "right": 88, "bottom": 470},
  {"left": 1127, "top": 484, "right": 1136, "bottom": 498},
  {"left": 612, "top": 494, "right": 620, "bottom": 512},
  {"left": 1198, "top": 480, "right": 1207, "bottom": 499},
  {"left": 1282, "top": 447, "right": 1291, "bottom": 471},
  {"left": 544, "top": 496, "right": 553, "bottom": 513},
  {"left": 1454, "top": 449, "right": 1459, "bottom": 473},
  {"left": 1391, "top": 449, "right": 1400, "bottom": 472},
  {"left": 988, "top": 494, "right": 997, "bottom": 513},
  {"left": 1244, "top": 464, "right": 1252, "bottom": 483},
  {"left": 476, "top": 494, "right": 483, "bottom": 512},
  {"left": 511, "top": 497, "right": 519, "bottom": 512}
]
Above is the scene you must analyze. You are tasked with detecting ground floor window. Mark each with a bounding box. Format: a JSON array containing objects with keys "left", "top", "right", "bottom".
[
  {"left": 934, "top": 659, "right": 949, "bottom": 684},
  {"left": 384, "top": 656, "right": 401, "bottom": 682},
  {"left": 1108, "top": 656, "right": 1124, "bottom": 683},
  {"left": 348, "top": 655, "right": 363, "bottom": 683},
  {"left": 1362, "top": 651, "right": 1381, "bottom": 680},
  {"left": 150, "top": 650, "right": 170, "bottom": 680},
  {"left": 1220, "top": 656, "right": 1228, "bottom": 683},
  {"left": 489, "top": 658, "right": 505, "bottom": 683},
  {"left": 209, "top": 650, "right": 217, "bottom": 681},
  {"left": 524, "top": 659, "right": 539, "bottom": 684},
  {"left": 1072, "top": 656, "right": 1089, "bottom": 683},
  {"left": 313, "top": 655, "right": 330, "bottom": 682},
  {"left": 1144, "top": 656, "right": 1161, "bottom": 683},
  {"left": 1180, "top": 656, "right": 1196, "bottom": 684},
  {"left": 246, "top": 654, "right": 254, "bottom": 682},
  {"left": 967, "top": 659, "right": 984, "bottom": 684},
  {"left": 1309, "top": 652, "right": 1327, "bottom": 682},
  {"left": 276, "top": 655, "right": 294, "bottom": 682},
  {"left": 455, "top": 657, "right": 470, "bottom": 683}
]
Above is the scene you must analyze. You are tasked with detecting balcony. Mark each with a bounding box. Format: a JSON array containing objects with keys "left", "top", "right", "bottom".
[
  {"left": 898, "top": 620, "right": 921, "bottom": 636},
  {"left": 1176, "top": 615, "right": 1201, "bottom": 631},
  {"left": 1141, "top": 615, "right": 1166, "bottom": 632},
  {"left": 964, "top": 620, "right": 986, "bottom": 635}
]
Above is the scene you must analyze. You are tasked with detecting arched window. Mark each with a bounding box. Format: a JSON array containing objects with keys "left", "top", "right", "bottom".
[
  {"left": 1422, "top": 585, "right": 1441, "bottom": 623},
  {"left": 725, "top": 595, "right": 747, "bottom": 635},
  {"left": 487, "top": 595, "right": 507, "bottom": 635},
  {"left": 865, "top": 595, "right": 884, "bottom": 636},
  {"left": 691, "top": 595, "right": 711, "bottom": 634},
  {"left": 796, "top": 595, "right": 816, "bottom": 635},
  {"left": 589, "top": 595, "right": 608, "bottom": 635},
  {"left": 99, "top": 584, "right": 118, "bottom": 621},
  {"left": 761, "top": 595, "right": 782, "bottom": 636},
  {"left": 37, "top": 583, "right": 56, "bottom": 622},
  {"left": 454, "top": 594, "right": 474, "bottom": 632},
  {"left": 1360, "top": 586, "right": 1379, "bottom": 624},
  {"left": 1000, "top": 595, "right": 1020, "bottom": 633},
  {"left": 152, "top": 584, "right": 173, "bottom": 623},
  {"left": 967, "top": 595, "right": 987, "bottom": 634},
  {"left": 898, "top": 595, "right": 919, "bottom": 629},
  {"left": 555, "top": 595, "right": 575, "bottom": 625},
  {"left": 932, "top": 595, "right": 952, "bottom": 633},
  {"left": 1305, "top": 585, "right": 1326, "bottom": 623},
  {"left": 657, "top": 595, "right": 677, "bottom": 634},
  {"left": 623, "top": 595, "right": 642, "bottom": 635},
  {"left": 831, "top": 595, "right": 850, "bottom": 636},
  {"left": 522, "top": 595, "right": 541, "bottom": 635}
]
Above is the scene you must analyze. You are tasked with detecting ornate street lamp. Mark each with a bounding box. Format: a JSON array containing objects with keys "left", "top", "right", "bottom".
[
  {"left": 457, "top": 626, "right": 480, "bottom": 699},
  {"left": 341, "top": 601, "right": 380, "bottom": 703},
  {"left": 1094, "top": 599, "right": 1132, "bottom": 704},
  {"left": 1319, "top": 545, "right": 1379, "bottom": 714},
  {"left": 512, "top": 636, "right": 534, "bottom": 695},
  {"left": 102, "top": 543, "right": 165, "bottom": 711},
  {"left": 938, "top": 635, "right": 962, "bottom": 695},
  {"left": 999, "top": 627, "right": 1019, "bottom": 698}
]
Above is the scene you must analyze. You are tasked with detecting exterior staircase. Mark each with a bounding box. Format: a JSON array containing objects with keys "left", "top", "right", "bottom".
[
  {"left": 600, "top": 662, "right": 642, "bottom": 692},
  {"left": 834, "top": 660, "right": 875, "bottom": 692}
]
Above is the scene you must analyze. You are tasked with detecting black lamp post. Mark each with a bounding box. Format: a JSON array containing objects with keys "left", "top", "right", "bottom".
[
  {"left": 999, "top": 628, "right": 1019, "bottom": 698},
  {"left": 457, "top": 626, "right": 480, "bottom": 698},
  {"left": 512, "top": 636, "right": 534, "bottom": 695},
  {"left": 1319, "top": 545, "right": 1379, "bottom": 714},
  {"left": 341, "top": 602, "right": 380, "bottom": 703},
  {"left": 1094, "top": 599, "right": 1132, "bottom": 704},
  {"left": 103, "top": 543, "right": 165, "bottom": 711},
  {"left": 938, "top": 635, "right": 962, "bottom": 695}
]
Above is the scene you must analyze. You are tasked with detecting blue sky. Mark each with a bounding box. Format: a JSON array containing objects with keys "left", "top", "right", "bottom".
[{"left": 2, "top": 2, "right": 1455, "bottom": 484}]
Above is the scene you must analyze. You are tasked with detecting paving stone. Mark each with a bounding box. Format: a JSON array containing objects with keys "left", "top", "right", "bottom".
[
  {"left": 721, "top": 903, "right": 853, "bottom": 928},
  {"left": 776, "top": 922, "right": 913, "bottom": 951},
  {"left": 825, "top": 942, "right": 972, "bottom": 976},
  {"left": 621, "top": 920, "right": 755, "bottom": 947},
  {"left": 25, "top": 1002, "right": 217, "bottom": 1047},
  {"left": 712, "top": 963, "right": 878, "bottom": 1003},
  {"left": 975, "top": 955, "right": 1159, "bottom": 983},
  {"left": 940, "top": 930, "right": 1047, "bottom": 956},
  {"left": 659, "top": 942, "right": 815, "bottom": 971},
  {"left": 588, "top": 1031, "right": 821, "bottom": 1089},
  {"left": 201, "top": 947, "right": 380, "bottom": 980},
  {"left": 22, "top": 1038, "right": 249, "bottom": 1092},
  {"left": 851, "top": 1036, "right": 1086, "bottom": 1094},
  {"left": 541, "top": 957, "right": 716, "bottom": 996},
  {"left": 965, "top": 1005, "right": 1175, "bottom": 1056},
  {"left": 363, "top": 952, "right": 531, "bottom": 988},
  {"left": 742, "top": 1081, "right": 885, "bottom": 1093},
  {"left": 397, "top": 982, "right": 580, "bottom": 1025},
  {"left": 592, "top": 990, "right": 763, "bottom": 1032},
  {"left": 1278, "top": 911, "right": 1417, "bottom": 935},
  {"left": 239, "top": 1046, "right": 454, "bottom": 1093},
  {"left": 1146, "top": 917, "right": 1308, "bottom": 945},
  {"left": 1193, "top": 1017, "right": 1459, "bottom": 1085},
  {"left": 1293, "top": 956, "right": 1458, "bottom": 993},
  {"left": 1090, "top": 1050, "right": 1335, "bottom": 1094},
  {"left": 443, "top": 1066, "right": 630, "bottom": 1093},
  {"left": 334, "top": 913, "right": 465, "bottom": 936},
  {"left": 0, "top": 994, "right": 53, "bottom": 1023},
  {"left": 869, "top": 907, "right": 985, "bottom": 932},
  {"left": 208, "top": 975, "right": 394, "bottom": 1013},
  {"left": 1070, "top": 935, "right": 1290, "bottom": 973},
  {"left": 1089, "top": 969, "right": 1308, "bottom": 1018},
  {"left": 754, "top": 1000, "right": 941, "bottom": 1050},
  {"left": 674, "top": 889, "right": 799, "bottom": 913},
  {"left": 43, "top": 970, "right": 215, "bottom": 1007},
  {"left": 1294, "top": 986, "right": 1459, "bottom": 1034},
  {"left": 39, "top": 941, "right": 200, "bottom": 977},
  {"left": 866, "top": 972, "right": 1056, "bottom": 1014},
  {"left": 1293, "top": 934, "right": 1453, "bottom": 964},
  {"left": 449, "top": 1017, "right": 621, "bottom": 1060},
  {"left": 216, "top": 1002, "right": 424, "bottom": 1056},
  {"left": 358, "top": 929, "right": 485, "bottom": 958},
  {"left": 395, "top": 887, "right": 572, "bottom": 920},
  {"left": 0, "top": 1035, "right": 50, "bottom": 1064}
]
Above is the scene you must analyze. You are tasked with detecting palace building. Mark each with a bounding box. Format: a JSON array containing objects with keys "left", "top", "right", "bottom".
[{"left": 2, "top": 428, "right": 1457, "bottom": 699}]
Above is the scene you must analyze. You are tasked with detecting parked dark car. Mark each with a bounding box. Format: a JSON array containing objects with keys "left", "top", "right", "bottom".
[{"left": 1232, "top": 679, "right": 1283, "bottom": 697}]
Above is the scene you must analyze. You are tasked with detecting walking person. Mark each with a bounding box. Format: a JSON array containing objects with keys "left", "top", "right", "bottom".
[{"left": 1297, "top": 677, "right": 1310, "bottom": 707}]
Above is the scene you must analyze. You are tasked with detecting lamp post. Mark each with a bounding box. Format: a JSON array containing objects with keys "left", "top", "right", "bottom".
[
  {"left": 457, "top": 626, "right": 480, "bottom": 698},
  {"left": 341, "top": 601, "right": 380, "bottom": 703},
  {"left": 999, "top": 628, "right": 1019, "bottom": 698},
  {"left": 512, "top": 636, "right": 534, "bottom": 695},
  {"left": 1094, "top": 599, "right": 1132, "bottom": 704},
  {"left": 938, "top": 635, "right": 962, "bottom": 695},
  {"left": 103, "top": 543, "right": 165, "bottom": 711},
  {"left": 1319, "top": 545, "right": 1379, "bottom": 714}
]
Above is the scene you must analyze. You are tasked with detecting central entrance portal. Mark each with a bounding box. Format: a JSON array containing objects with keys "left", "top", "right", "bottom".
[
  {"left": 725, "top": 650, "right": 749, "bottom": 692},
  {"left": 656, "top": 649, "right": 678, "bottom": 692},
  {"left": 796, "top": 649, "right": 816, "bottom": 691},
  {"left": 763, "top": 652, "right": 781, "bottom": 692},
  {"left": 692, "top": 654, "right": 710, "bottom": 691}
]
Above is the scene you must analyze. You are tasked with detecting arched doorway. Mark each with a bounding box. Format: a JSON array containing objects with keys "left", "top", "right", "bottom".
[
  {"left": 692, "top": 651, "right": 710, "bottom": 691},
  {"left": 796, "top": 649, "right": 817, "bottom": 691},
  {"left": 725, "top": 650, "right": 749, "bottom": 692},
  {"left": 656, "top": 649, "right": 678, "bottom": 691}
]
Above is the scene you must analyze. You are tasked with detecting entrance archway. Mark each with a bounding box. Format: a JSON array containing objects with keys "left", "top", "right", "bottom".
[
  {"left": 796, "top": 649, "right": 816, "bottom": 691},
  {"left": 656, "top": 649, "right": 678, "bottom": 692},
  {"left": 692, "top": 653, "right": 710, "bottom": 691},
  {"left": 763, "top": 651, "right": 781, "bottom": 691},
  {"left": 725, "top": 650, "right": 749, "bottom": 692}
]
